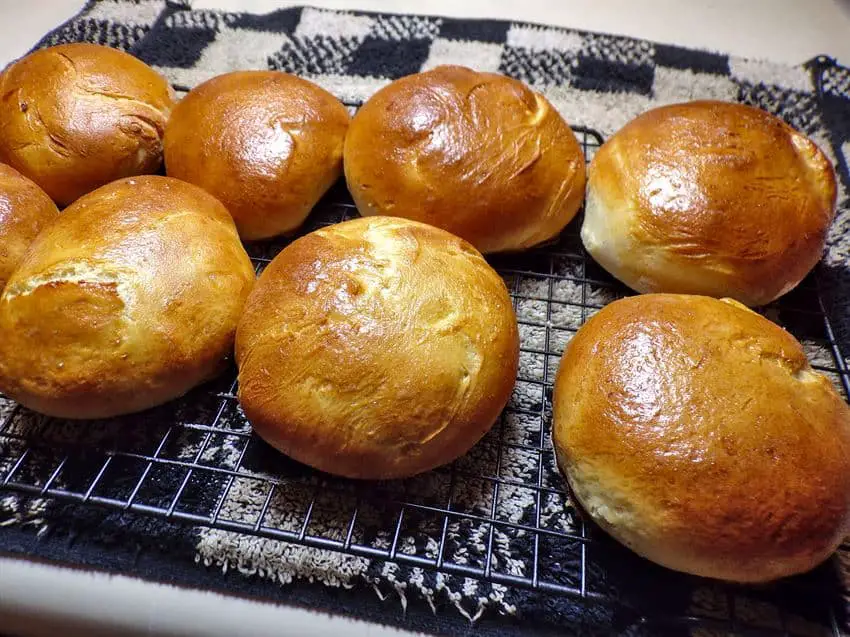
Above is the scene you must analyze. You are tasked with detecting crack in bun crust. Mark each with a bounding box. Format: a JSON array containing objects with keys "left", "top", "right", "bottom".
[
  {"left": 344, "top": 65, "right": 586, "bottom": 254},
  {"left": 0, "top": 175, "right": 255, "bottom": 419},
  {"left": 0, "top": 43, "right": 175, "bottom": 206},
  {"left": 235, "top": 216, "right": 520, "bottom": 479}
]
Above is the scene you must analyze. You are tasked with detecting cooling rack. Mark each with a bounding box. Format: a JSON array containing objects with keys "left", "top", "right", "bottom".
[{"left": 1, "top": 120, "right": 849, "bottom": 636}]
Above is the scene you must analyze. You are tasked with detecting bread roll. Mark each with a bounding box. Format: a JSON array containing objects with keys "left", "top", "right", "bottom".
[
  {"left": 0, "top": 175, "right": 255, "bottom": 419},
  {"left": 0, "top": 164, "right": 59, "bottom": 290},
  {"left": 344, "top": 65, "right": 586, "bottom": 254},
  {"left": 583, "top": 101, "right": 836, "bottom": 306},
  {"left": 0, "top": 43, "right": 175, "bottom": 206},
  {"left": 553, "top": 294, "right": 850, "bottom": 582},
  {"left": 164, "top": 71, "right": 349, "bottom": 240},
  {"left": 236, "top": 216, "right": 519, "bottom": 479}
]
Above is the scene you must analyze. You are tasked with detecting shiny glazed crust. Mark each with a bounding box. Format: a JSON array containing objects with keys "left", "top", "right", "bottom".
[
  {"left": 344, "top": 65, "right": 586, "bottom": 254},
  {"left": 0, "top": 43, "right": 175, "bottom": 206},
  {"left": 236, "top": 216, "right": 519, "bottom": 479},
  {"left": 0, "top": 164, "right": 59, "bottom": 290},
  {"left": 583, "top": 101, "right": 837, "bottom": 306},
  {"left": 164, "top": 71, "right": 350, "bottom": 240},
  {"left": 552, "top": 294, "right": 850, "bottom": 582},
  {"left": 0, "top": 176, "right": 256, "bottom": 418}
]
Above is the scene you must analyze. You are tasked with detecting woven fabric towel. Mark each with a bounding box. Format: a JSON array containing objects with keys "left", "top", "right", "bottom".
[{"left": 2, "top": 2, "right": 850, "bottom": 636}]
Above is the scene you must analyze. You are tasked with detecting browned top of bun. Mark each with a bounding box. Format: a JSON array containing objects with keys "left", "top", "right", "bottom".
[
  {"left": 344, "top": 65, "right": 585, "bottom": 253},
  {"left": 553, "top": 294, "right": 850, "bottom": 582},
  {"left": 236, "top": 216, "right": 519, "bottom": 479},
  {"left": 587, "top": 101, "right": 836, "bottom": 304},
  {"left": 0, "top": 175, "right": 255, "bottom": 419},
  {"left": 0, "top": 163, "right": 59, "bottom": 289},
  {"left": 164, "top": 71, "right": 350, "bottom": 240},
  {"left": 0, "top": 43, "right": 175, "bottom": 206}
]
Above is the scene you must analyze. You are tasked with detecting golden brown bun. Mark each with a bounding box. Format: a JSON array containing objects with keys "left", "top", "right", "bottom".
[
  {"left": 0, "top": 175, "right": 255, "bottom": 419},
  {"left": 583, "top": 101, "right": 836, "bottom": 306},
  {"left": 236, "top": 216, "right": 519, "bottom": 479},
  {"left": 164, "top": 71, "right": 349, "bottom": 240},
  {"left": 553, "top": 294, "right": 850, "bottom": 583},
  {"left": 344, "top": 65, "right": 586, "bottom": 254},
  {"left": 0, "top": 164, "right": 59, "bottom": 290},
  {"left": 0, "top": 43, "right": 175, "bottom": 206}
]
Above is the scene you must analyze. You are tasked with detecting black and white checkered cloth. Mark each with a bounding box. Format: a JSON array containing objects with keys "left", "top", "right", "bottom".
[{"left": 3, "top": 1, "right": 850, "bottom": 635}]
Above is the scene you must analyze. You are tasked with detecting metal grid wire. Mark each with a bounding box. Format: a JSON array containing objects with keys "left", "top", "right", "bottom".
[{"left": 1, "top": 123, "right": 850, "bottom": 636}]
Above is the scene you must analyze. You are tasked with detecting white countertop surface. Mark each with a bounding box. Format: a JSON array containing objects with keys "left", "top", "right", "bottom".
[
  {"left": 1, "top": 557, "right": 419, "bottom": 637},
  {"left": 2, "top": 1, "right": 849, "bottom": 636}
]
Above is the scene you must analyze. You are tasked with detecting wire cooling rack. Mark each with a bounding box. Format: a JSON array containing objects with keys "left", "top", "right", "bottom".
[{"left": 1, "top": 122, "right": 849, "bottom": 636}]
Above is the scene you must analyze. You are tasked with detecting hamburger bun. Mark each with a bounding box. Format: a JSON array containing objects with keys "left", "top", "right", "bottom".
[
  {"left": 0, "top": 43, "right": 175, "bottom": 207},
  {"left": 164, "top": 71, "right": 350, "bottom": 240},
  {"left": 583, "top": 101, "right": 836, "bottom": 306},
  {"left": 344, "top": 65, "right": 586, "bottom": 254},
  {"left": 236, "top": 216, "right": 519, "bottom": 479},
  {"left": 0, "top": 163, "right": 59, "bottom": 290},
  {"left": 553, "top": 294, "right": 850, "bottom": 582},
  {"left": 0, "top": 175, "right": 255, "bottom": 419}
]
